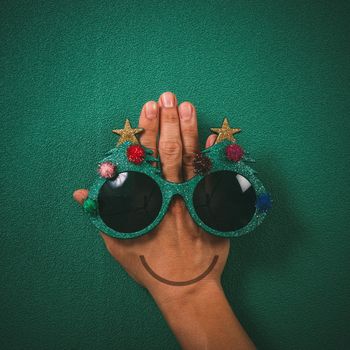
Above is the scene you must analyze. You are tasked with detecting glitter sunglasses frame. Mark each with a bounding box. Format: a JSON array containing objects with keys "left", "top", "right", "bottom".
[{"left": 83, "top": 138, "right": 272, "bottom": 239}]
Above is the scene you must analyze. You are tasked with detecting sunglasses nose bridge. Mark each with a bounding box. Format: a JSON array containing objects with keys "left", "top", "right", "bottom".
[{"left": 168, "top": 180, "right": 194, "bottom": 202}]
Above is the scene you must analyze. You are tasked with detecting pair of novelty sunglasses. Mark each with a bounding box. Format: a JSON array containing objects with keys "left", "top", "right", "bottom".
[{"left": 82, "top": 118, "right": 272, "bottom": 239}]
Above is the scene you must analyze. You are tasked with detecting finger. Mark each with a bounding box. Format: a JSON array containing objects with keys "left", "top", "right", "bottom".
[
  {"left": 178, "top": 102, "right": 199, "bottom": 180},
  {"left": 72, "top": 189, "right": 89, "bottom": 205},
  {"left": 205, "top": 134, "right": 217, "bottom": 148},
  {"left": 158, "top": 92, "right": 183, "bottom": 183},
  {"left": 138, "top": 101, "right": 159, "bottom": 166}
]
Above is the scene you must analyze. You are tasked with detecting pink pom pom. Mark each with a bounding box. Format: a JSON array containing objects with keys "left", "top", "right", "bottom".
[
  {"left": 98, "top": 162, "right": 116, "bottom": 178},
  {"left": 226, "top": 144, "right": 244, "bottom": 162}
]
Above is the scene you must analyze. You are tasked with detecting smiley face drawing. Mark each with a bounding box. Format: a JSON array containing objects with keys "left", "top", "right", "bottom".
[{"left": 139, "top": 255, "right": 219, "bottom": 286}]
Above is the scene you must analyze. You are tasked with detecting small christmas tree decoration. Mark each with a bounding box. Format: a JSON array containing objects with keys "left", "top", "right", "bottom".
[
  {"left": 193, "top": 152, "right": 212, "bottom": 175},
  {"left": 255, "top": 193, "right": 273, "bottom": 213},
  {"left": 83, "top": 198, "right": 97, "bottom": 215},
  {"left": 127, "top": 144, "right": 145, "bottom": 164},
  {"left": 112, "top": 119, "right": 143, "bottom": 145},
  {"left": 211, "top": 118, "right": 241, "bottom": 144},
  {"left": 226, "top": 143, "right": 245, "bottom": 162},
  {"left": 98, "top": 161, "right": 116, "bottom": 178}
]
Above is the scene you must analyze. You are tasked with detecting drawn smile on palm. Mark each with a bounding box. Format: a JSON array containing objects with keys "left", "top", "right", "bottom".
[{"left": 139, "top": 255, "right": 219, "bottom": 286}]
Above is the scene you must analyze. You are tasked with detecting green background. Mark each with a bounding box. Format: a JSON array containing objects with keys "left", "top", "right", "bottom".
[{"left": 1, "top": 0, "right": 349, "bottom": 349}]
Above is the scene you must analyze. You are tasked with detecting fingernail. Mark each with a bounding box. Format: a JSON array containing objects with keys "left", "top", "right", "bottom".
[
  {"left": 179, "top": 102, "right": 193, "bottom": 120},
  {"left": 145, "top": 101, "right": 158, "bottom": 119},
  {"left": 206, "top": 134, "right": 217, "bottom": 148},
  {"left": 161, "top": 92, "right": 176, "bottom": 108}
]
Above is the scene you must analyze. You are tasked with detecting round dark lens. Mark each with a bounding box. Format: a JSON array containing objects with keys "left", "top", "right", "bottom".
[
  {"left": 98, "top": 171, "right": 162, "bottom": 233},
  {"left": 193, "top": 171, "right": 256, "bottom": 232}
]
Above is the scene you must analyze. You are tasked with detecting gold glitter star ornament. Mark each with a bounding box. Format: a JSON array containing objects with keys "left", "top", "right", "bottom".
[
  {"left": 112, "top": 119, "right": 143, "bottom": 145},
  {"left": 210, "top": 117, "right": 241, "bottom": 144}
]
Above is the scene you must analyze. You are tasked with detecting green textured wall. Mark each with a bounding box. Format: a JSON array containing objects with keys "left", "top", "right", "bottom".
[{"left": 1, "top": 1, "right": 349, "bottom": 349}]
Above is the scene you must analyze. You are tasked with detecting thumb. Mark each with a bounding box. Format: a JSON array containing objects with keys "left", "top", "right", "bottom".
[
  {"left": 205, "top": 134, "right": 217, "bottom": 148},
  {"left": 72, "top": 189, "right": 89, "bottom": 205}
]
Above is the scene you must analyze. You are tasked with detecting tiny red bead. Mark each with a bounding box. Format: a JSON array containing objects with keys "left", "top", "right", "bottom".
[
  {"left": 226, "top": 144, "right": 244, "bottom": 162},
  {"left": 127, "top": 144, "right": 145, "bottom": 164}
]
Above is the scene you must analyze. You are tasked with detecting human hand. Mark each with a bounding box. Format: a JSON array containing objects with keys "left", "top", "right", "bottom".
[
  {"left": 73, "top": 92, "right": 256, "bottom": 349},
  {"left": 73, "top": 91, "right": 230, "bottom": 301}
]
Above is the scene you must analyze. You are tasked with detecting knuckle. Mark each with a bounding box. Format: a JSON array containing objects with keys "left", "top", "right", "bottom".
[
  {"left": 161, "top": 166, "right": 182, "bottom": 183},
  {"left": 182, "top": 127, "right": 198, "bottom": 138},
  {"left": 140, "top": 140, "right": 157, "bottom": 155},
  {"left": 162, "top": 109, "right": 179, "bottom": 123},
  {"left": 182, "top": 144, "right": 198, "bottom": 164},
  {"left": 159, "top": 140, "right": 182, "bottom": 157},
  {"left": 182, "top": 153, "right": 195, "bottom": 167}
]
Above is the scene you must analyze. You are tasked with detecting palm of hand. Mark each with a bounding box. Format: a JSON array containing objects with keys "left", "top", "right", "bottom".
[{"left": 101, "top": 200, "right": 230, "bottom": 293}]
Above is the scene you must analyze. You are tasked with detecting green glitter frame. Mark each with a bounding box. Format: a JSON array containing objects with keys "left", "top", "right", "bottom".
[{"left": 84, "top": 138, "right": 272, "bottom": 239}]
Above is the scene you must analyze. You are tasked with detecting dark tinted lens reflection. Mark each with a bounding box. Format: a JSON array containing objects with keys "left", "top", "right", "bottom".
[
  {"left": 193, "top": 171, "right": 256, "bottom": 232},
  {"left": 98, "top": 171, "right": 162, "bottom": 233}
]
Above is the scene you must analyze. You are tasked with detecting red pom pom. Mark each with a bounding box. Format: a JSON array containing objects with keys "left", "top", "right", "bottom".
[
  {"left": 127, "top": 144, "right": 145, "bottom": 164},
  {"left": 226, "top": 144, "right": 244, "bottom": 162}
]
